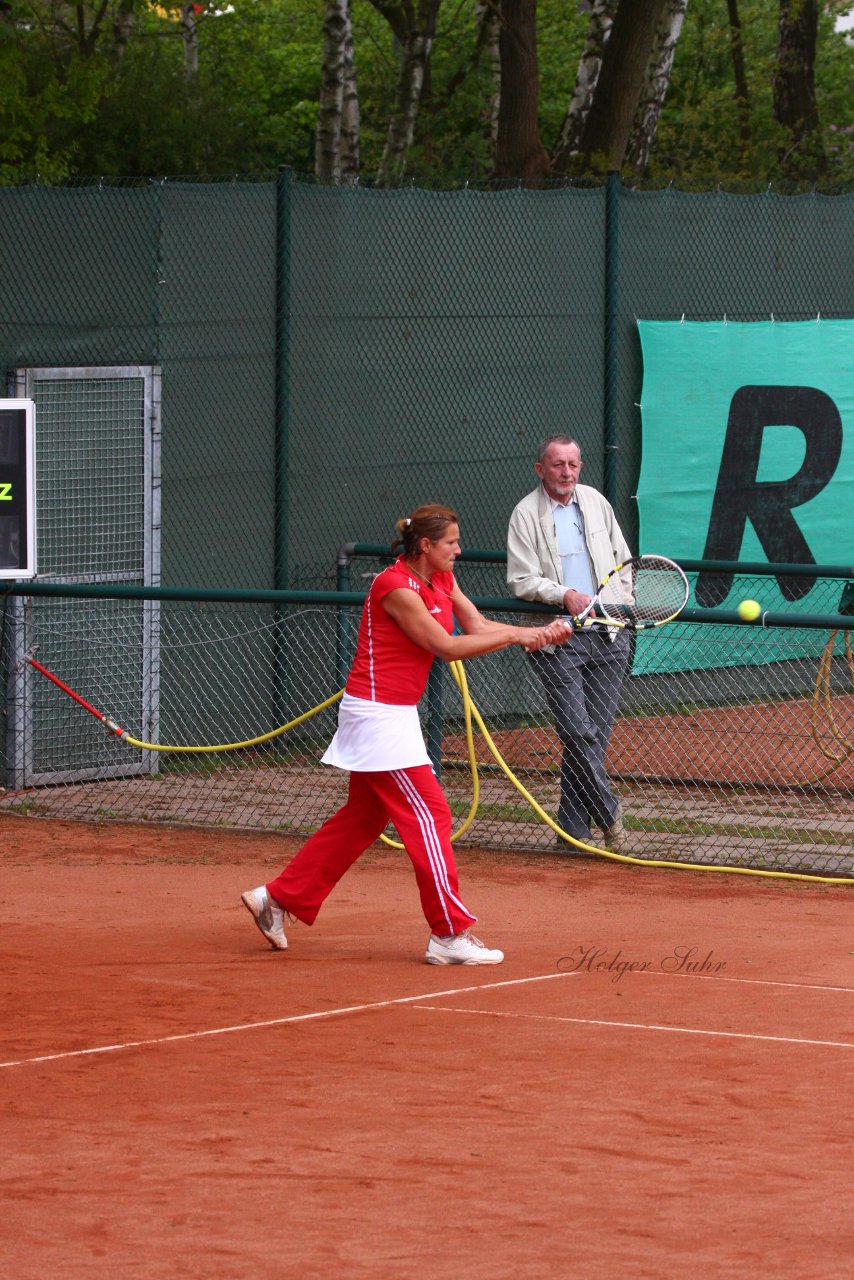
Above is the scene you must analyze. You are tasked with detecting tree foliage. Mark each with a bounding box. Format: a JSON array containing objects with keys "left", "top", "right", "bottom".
[
  {"left": 648, "top": 0, "right": 852, "bottom": 184},
  {"left": 1, "top": 0, "right": 852, "bottom": 185}
]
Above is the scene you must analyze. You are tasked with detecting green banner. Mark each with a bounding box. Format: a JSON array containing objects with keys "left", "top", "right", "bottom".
[{"left": 635, "top": 319, "right": 854, "bottom": 672}]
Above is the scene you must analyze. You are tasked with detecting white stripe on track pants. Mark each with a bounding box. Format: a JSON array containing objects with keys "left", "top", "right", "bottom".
[{"left": 265, "top": 765, "right": 477, "bottom": 937}]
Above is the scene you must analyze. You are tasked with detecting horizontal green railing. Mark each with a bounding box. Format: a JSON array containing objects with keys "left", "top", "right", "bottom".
[
  {"left": 4, "top": 578, "right": 854, "bottom": 631},
  {"left": 340, "top": 543, "right": 854, "bottom": 579}
]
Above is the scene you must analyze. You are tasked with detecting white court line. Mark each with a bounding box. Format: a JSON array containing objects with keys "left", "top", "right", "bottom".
[
  {"left": 640, "top": 970, "right": 854, "bottom": 995},
  {"left": 0, "top": 970, "right": 573, "bottom": 1071},
  {"left": 4, "top": 966, "right": 850, "bottom": 1072},
  {"left": 413, "top": 1004, "right": 854, "bottom": 1050}
]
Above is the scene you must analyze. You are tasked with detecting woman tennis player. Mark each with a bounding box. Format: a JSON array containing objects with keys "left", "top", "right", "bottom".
[{"left": 242, "top": 503, "right": 572, "bottom": 965}]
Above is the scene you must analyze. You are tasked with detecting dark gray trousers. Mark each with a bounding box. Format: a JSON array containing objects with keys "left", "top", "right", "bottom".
[{"left": 529, "top": 629, "right": 629, "bottom": 839}]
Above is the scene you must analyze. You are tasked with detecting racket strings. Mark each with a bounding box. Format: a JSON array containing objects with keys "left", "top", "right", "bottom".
[{"left": 600, "top": 557, "right": 688, "bottom": 625}]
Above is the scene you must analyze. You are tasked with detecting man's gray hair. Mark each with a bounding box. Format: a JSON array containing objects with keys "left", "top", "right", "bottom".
[{"left": 536, "top": 435, "right": 582, "bottom": 464}]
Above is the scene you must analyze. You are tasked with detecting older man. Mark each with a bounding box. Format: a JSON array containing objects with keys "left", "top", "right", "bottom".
[{"left": 507, "top": 435, "right": 631, "bottom": 850}]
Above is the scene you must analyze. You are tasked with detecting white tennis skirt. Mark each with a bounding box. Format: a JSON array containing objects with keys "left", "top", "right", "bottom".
[{"left": 321, "top": 692, "right": 430, "bottom": 772}]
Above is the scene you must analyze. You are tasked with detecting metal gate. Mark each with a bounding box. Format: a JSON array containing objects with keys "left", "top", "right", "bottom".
[{"left": 5, "top": 366, "right": 161, "bottom": 789}]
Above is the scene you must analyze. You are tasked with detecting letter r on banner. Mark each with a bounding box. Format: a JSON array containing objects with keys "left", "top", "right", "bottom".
[{"left": 696, "top": 385, "right": 842, "bottom": 606}]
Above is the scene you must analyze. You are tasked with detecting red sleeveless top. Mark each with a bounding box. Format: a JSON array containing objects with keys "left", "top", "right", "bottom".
[{"left": 346, "top": 558, "right": 455, "bottom": 704}]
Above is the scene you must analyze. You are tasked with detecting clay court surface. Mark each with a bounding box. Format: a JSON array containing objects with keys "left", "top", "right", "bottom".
[{"left": 1, "top": 815, "right": 852, "bottom": 1279}]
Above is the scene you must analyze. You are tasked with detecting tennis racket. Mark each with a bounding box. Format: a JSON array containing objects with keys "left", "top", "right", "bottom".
[{"left": 573, "top": 555, "right": 689, "bottom": 631}]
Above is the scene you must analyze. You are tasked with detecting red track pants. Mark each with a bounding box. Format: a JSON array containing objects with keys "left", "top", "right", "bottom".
[{"left": 266, "top": 765, "right": 477, "bottom": 937}]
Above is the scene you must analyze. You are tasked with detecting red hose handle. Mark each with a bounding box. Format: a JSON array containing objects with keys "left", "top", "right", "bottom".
[{"left": 26, "top": 655, "right": 125, "bottom": 737}]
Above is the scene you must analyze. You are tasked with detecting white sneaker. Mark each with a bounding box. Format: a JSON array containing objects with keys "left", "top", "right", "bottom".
[
  {"left": 241, "top": 885, "right": 288, "bottom": 950},
  {"left": 425, "top": 930, "right": 504, "bottom": 965}
]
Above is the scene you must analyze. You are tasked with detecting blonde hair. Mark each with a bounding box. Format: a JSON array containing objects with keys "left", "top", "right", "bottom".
[{"left": 392, "top": 503, "right": 458, "bottom": 557}]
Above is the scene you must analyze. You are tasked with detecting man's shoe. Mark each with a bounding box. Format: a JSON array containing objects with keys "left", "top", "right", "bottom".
[
  {"left": 425, "top": 930, "right": 504, "bottom": 965},
  {"left": 241, "top": 885, "right": 288, "bottom": 950},
  {"left": 603, "top": 812, "right": 625, "bottom": 852},
  {"left": 554, "top": 830, "right": 593, "bottom": 854}
]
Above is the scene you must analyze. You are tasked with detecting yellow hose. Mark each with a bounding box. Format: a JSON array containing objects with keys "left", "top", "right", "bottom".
[
  {"left": 121, "top": 688, "right": 344, "bottom": 752},
  {"left": 444, "top": 662, "right": 852, "bottom": 885},
  {"left": 84, "top": 661, "right": 854, "bottom": 886},
  {"left": 380, "top": 660, "right": 852, "bottom": 885},
  {"left": 809, "top": 629, "right": 853, "bottom": 768}
]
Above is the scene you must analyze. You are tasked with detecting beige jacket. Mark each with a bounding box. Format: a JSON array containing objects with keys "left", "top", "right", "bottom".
[{"left": 507, "top": 482, "right": 631, "bottom": 637}]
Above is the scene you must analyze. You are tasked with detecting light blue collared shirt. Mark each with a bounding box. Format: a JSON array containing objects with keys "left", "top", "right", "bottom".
[{"left": 551, "top": 496, "right": 596, "bottom": 597}]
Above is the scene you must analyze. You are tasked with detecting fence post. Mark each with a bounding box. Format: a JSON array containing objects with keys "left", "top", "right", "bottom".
[
  {"left": 274, "top": 165, "right": 292, "bottom": 591},
  {"left": 426, "top": 661, "right": 444, "bottom": 778},
  {"left": 603, "top": 170, "right": 619, "bottom": 508},
  {"left": 336, "top": 545, "right": 354, "bottom": 690},
  {"left": 152, "top": 178, "right": 164, "bottom": 367},
  {"left": 273, "top": 166, "right": 292, "bottom": 728}
]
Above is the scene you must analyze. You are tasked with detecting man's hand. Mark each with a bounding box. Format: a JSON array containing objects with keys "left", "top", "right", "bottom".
[{"left": 563, "top": 588, "right": 592, "bottom": 618}]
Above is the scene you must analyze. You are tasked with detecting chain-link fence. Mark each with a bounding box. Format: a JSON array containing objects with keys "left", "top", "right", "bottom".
[
  {"left": 2, "top": 568, "right": 852, "bottom": 878},
  {"left": 2, "top": 175, "right": 852, "bottom": 590},
  {"left": 1, "top": 174, "right": 853, "bottom": 873}
]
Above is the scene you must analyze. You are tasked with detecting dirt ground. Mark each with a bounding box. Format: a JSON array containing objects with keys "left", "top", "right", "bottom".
[{"left": 1, "top": 814, "right": 853, "bottom": 1279}]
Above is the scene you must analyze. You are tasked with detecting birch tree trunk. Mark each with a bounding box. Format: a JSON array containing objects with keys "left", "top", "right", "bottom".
[
  {"left": 493, "top": 0, "right": 551, "bottom": 181},
  {"left": 317, "top": 0, "right": 360, "bottom": 180},
  {"left": 551, "top": 0, "right": 618, "bottom": 174},
  {"left": 179, "top": 5, "right": 199, "bottom": 79},
  {"left": 111, "top": 0, "right": 135, "bottom": 66},
  {"left": 339, "top": 7, "right": 360, "bottom": 177},
  {"left": 374, "top": 0, "right": 441, "bottom": 182},
  {"left": 625, "top": 0, "right": 688, "bottom": 177},
  {"left": 773, "top": 0, "right": 827, "bottom": 179},
  {"left": 476, "top": 0, "right": 501, "bottom": 163},
  {"left": 573, "top": 0, "right": 673, "bottom": 175}
]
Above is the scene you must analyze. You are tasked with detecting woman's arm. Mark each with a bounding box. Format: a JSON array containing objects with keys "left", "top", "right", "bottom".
[
  {"left": 382, "top": 587, "right": 570, "bottom": 660},
  {"left": 451, "top": 579, "right": 566, "bottom": 639},
  {"left": 450, "top": 581, "right": 506, "bottom": 636}
]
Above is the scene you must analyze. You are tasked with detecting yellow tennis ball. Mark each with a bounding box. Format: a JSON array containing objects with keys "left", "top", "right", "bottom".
[{"left": 737, "top": 599, "right": 761, "bottom": 622}]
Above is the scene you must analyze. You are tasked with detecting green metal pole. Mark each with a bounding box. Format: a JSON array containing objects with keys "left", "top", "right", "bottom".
[
  {"left": 274, "top": 165, "right": 292, "bottom": 592},
  {"left": 336, "top": 547, "right": 353, "bottom": 689},
  {"left": 8, "top": 582, "right": 854, "bottom": 632},
  {"left": 152, "top": 178, "right": 163, "bottom": 367},
  {"left": 273, "top": 166, "right": 292, "bottom": 729},
  {"left": 603, "top": 169, "right": 619, "bottom": 509},
  {"left": 426, "top": 661, "right": 444, "bottom": 777}
]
